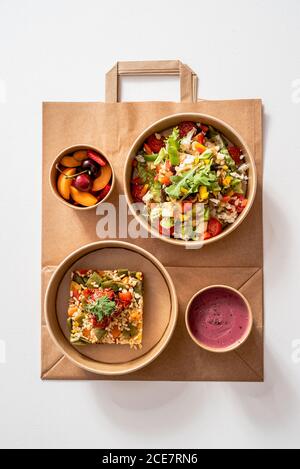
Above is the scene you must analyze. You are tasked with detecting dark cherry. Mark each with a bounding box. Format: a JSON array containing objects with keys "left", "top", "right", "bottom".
[
  {"left": 81, "top": 159, "right": 99, "bottom": 178},
  {"left": 73, "top": 173, "right": 92, "bottom": 192}
]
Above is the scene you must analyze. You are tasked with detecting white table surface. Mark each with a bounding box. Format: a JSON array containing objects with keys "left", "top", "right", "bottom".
[{"left": 0, "top": 0, "right": 300, "bottom": 449}]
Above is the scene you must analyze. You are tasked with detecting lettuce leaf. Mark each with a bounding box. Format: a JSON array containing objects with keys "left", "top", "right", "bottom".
[
  {"left": 204, "top": 206, "right": 210, "bottom": 221},
  {"left": 154, "top": 147, "right": 167, "bottom": 166},
  {"left": 220, "top": 148, "right": 236, "bottom": 169},
  {"left": 165, "top": 166, "right": 199, "bottom": 199},
  {"left": 166, "top": 127, "right": 180, "bottom": 166},
  {"left": 137, "top": 161, "right": 154, "bottom": 183}
]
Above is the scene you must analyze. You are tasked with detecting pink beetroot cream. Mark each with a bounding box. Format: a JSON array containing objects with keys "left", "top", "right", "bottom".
[{"left": 188, "top": 287, "right": 250, "bottom": 349}]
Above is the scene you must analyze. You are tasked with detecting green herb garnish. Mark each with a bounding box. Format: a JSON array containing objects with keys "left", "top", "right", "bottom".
[{"left": 85, "top": 296, "right": 116, "bottom": 321}]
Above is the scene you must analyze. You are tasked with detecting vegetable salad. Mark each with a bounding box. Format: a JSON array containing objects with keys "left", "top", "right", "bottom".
[
  {"left": 68, "top": 269, "right": 143, "bottom": 348},
  {"left": 130, "top": 121, "right": 249, "bottom": 241}
]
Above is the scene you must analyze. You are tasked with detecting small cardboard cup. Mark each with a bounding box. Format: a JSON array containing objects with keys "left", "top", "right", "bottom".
[
  {"left": 185, "top": 284, "right": 253, "bottom": 353},
  {"left": 124, "top": 112, "right": 257, "bottom": 247},
  {"left": 49, "top": 144, "right": 115, "bottom": 210}
]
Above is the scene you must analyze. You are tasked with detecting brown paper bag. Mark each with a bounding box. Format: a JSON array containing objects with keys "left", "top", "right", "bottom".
[{"left": 42, "top": 60, "right": 263, "bottom": 381}]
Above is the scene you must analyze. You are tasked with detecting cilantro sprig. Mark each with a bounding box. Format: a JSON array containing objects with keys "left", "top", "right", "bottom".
[{"left": 85, "top": 296, "right": 116, "bottom": 322}]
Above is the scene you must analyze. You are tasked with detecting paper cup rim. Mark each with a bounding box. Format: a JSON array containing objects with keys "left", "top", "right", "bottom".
[{"left": 185, "top": 284, "right": 253, "bottom": 353}]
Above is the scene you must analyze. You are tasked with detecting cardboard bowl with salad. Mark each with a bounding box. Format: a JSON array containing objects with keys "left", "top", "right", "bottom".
[{"left": 124, "top": 113, "right": 257, "bottom": 247}]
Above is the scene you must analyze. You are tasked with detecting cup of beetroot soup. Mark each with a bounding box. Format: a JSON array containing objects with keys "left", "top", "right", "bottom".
[{"left": 185, "top": 285, "right": 253, "bottom": 353}]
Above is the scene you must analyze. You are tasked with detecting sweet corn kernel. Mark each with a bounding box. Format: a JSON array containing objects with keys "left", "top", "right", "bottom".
[
  {"left": 181, "top": 187, "right": 188, "bottom": 194},
  {"left": 199, "top": 186, "right": 209, "bottom": 200},
  {"left": 222, "top": 176, "right": 232, "bottom": 186},
  {"left": 223, "top": 165, "right": 228, "bottom": 170}
]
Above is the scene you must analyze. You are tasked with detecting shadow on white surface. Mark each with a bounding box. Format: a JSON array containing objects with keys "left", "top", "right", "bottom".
[
  {"left": 90, "top": 381, "right": 188, "bottom": 411},
  {"left": 263, "top": 191, "right": 290, "bottom": 281},
  {"left": 88, "top": 381, "right": 194, "bottom": 436},
  {"left": 230, "top": 345, "right": 300, "bottom": 427}
]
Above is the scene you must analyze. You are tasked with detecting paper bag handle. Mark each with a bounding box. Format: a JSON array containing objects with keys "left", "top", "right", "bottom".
[{"left": 105, "top": 60, "right": 198, "bottom": 103}]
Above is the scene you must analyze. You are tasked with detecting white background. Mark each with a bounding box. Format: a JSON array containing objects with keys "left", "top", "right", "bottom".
[{"left": 0, "top": 0, "right": 300, "bottom": 449}]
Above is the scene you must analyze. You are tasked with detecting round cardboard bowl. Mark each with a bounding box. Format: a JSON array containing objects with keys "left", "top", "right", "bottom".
[
  {"left": 185, "top": 285, "right": 253, "bottom": 353},
  {"left": 49, "top": 144, "right": 115, "bottom": 210},
  {"left": 45, "top": 241, "right": 178, "bottom": 375},
  {"left": 124, "top": 113, "right": 257, "bottom": 247}
]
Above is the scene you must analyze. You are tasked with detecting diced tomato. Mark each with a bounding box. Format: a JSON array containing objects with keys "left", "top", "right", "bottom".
[
  {"left": 91, "top": 316, "right": 99, "bottom": 327},
  {"left": 207, "top": 218, "right": 223, "bottom": 237},
  {"left": 178, "top": 121, "right": 197, "bottom": 138},
  {"left": 92, "top": 315, "right": 110, "bottom": 329},
  {"left": 200, "top": 124, "right": 209, "bottom": 134},
  {"left": 159, "top": 175, "right": 171, "bottom": 186},
  {"left": 72, "top": 289, "right": 80, "bottom": 300},
  {"left": 203, "top": 231, "right": 212, "bottom": 240},
  {"left": 131, "top": 176, "right": 142, "bottom": 185},
  {"left": 131, "top": 183, "right": 148, "bottom": 202},
  {"left": 236, "top": 196, "right": 248, "bottom": 213},
  {"left": 234, "top": 193, "right": 245, "bottom": 199},
  {"left": 78, "top": 269, "right": 89, "bottom": 275},
  {"left": 87, "top": 150, "right": 106, "bottom": 167},
  {"left": 118, "top": 291, "right": 132, "bottom": 304},
  {"left": 222, "top": 196, "right": 230, "bottom": 203},
  {"left": 228, "top": 146, "right": 242, "bottom": 165},
  {"left": 102, "top": 288, "right": 116, "bottom": 300},
  {"left": 82, "top": 288, "right": 93, "bottom": 298},
  {"left": 143, "top": 143, "right": 153, "bottom": 155},
  {"left": 145, "top": 134, "right": 165, "bottom": 153},
  {"left": 194, "top": 133, "right": 205, "bottom": 144}
]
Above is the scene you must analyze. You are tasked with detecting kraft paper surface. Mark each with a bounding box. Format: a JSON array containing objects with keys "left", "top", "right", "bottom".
[{"left": 41, "top": 60, "right": 263, "bottom": 381}]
